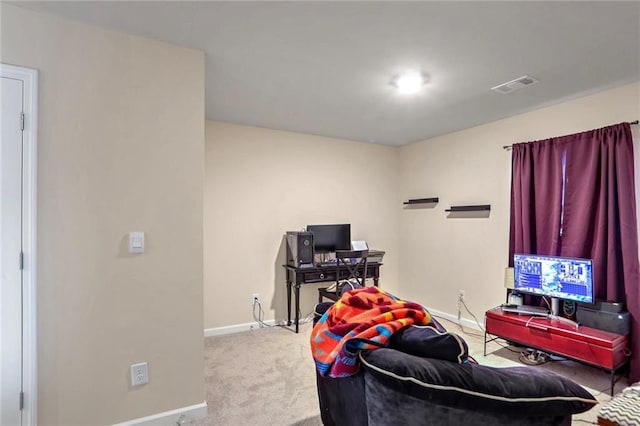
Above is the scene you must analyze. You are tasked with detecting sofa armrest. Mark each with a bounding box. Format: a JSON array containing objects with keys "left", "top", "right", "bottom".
[{"left": 360, "top": 348, "right": 597, "bottom": 418}]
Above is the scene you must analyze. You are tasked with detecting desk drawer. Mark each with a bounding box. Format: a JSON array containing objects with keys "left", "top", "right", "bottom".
[
  {"left": 338, "top": 269, "right": 367, "bottom": 279},
  {"left": 304, "top": 271, "right": 336, "bottom": 282}
]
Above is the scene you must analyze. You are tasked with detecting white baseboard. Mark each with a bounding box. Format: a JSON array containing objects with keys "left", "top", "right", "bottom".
[
  {"left": 426, "top": 307, "right": 483, "bottom": 332},
  {"left": 203, "top": 311, "right": 478, "bottom": 337},
  {"left": 113, "top": 401, "right": 207, "bottom": 426},
  {"left": 203, "top": 310, "right": 476, "bottom": 337},
  {"left": 204, "top": 319, "right": 279, "bottom": 337}
]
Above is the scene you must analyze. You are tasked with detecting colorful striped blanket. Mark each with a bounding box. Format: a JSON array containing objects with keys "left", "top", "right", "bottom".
[{"left": 310, "top": 287, "right": 432, "bottom": 377}]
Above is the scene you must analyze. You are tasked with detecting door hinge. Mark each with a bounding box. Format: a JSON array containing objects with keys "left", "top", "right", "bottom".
[
  {"left": 20, "top": 112, "right": 25, "bottom": 131},
  {"left": 19, "top": 391, "right": 24, "bottom": 410},
  {"left": 19, "top": 251, "right": 24, "bottom": 270}
]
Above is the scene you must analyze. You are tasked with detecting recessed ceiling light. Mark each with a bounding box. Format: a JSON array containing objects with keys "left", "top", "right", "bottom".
[{"left": 391, "top": 71, "right": 428, "bottom": 95}]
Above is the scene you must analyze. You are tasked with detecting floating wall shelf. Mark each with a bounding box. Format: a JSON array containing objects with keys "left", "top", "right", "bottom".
[
  {"left": 403, "top": 197, "right": 439, "bottom": 205},
  {"left": 445, "top": 204, "right": 491, "bottom": 212}
]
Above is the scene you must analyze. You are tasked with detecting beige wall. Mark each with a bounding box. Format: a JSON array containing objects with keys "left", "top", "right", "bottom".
[
  {"left": 1, "top": 5, "right": 205, "bottom": 425},
  {"left": 398, "top": 82, "right": 640, "bottom": 323},
  {"left": 204, "top": 121, "right": 399, "bottom": 329}
]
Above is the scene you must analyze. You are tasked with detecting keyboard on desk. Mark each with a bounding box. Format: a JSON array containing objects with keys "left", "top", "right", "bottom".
[{"left": 501, "top": 305, "right": 549, "bottom": 316}]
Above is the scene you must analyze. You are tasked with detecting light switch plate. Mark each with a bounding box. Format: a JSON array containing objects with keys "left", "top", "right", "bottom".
[{"left": 129, "top": 232, "right": 145, "bottom": 254}]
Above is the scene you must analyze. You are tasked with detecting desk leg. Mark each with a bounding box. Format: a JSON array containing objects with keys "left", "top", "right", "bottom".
[
  {"left": 286, "top": 280, "right": 292, "bottom": 326},
  {"left": 373, "top": 277, "right": 379, "bottom": 287},
  {"left": 610, "top": 370, "right": 614, "bottom": 396},
  {"left": 484, "top": 329, "right": 487, "bottom": 356},
  {"left": 295, "top": 283, "right": 301, "bottom": 334}
]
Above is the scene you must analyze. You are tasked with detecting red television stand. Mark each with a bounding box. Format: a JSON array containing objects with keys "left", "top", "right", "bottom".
[{"left": 484, "top": 307, "right": 629, "bottom": 395}]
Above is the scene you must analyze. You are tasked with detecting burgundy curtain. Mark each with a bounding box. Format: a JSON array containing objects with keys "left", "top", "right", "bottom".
[
  {"left": 509, "top": 139, "right": 565, "bottom": 262},
  {"left": 509, "top": 122, "right": 640, "bottom": 382}
]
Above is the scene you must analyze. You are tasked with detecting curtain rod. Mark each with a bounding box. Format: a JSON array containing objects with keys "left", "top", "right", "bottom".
[{"left": 502, "top": 120, "right": 639, "bottom": 150}]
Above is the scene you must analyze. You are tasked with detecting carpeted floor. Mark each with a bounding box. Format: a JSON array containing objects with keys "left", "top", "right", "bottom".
[{"left": 189, "top": 316, "right": 626, "bottom": 425}]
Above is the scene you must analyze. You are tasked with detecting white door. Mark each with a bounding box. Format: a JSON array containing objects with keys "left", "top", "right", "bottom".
[
  {"left": 1, "top": 64, "right": 37, "bottom": 426},
  {"left": 1, "top": 74, "right": 25, "bottom": 426}
]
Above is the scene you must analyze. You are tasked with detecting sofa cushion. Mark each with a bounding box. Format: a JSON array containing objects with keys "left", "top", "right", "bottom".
[
  {"left": 389, "top": 325, "right": 469, "bottom": 363},
  {"left": 598, "top": 382, "right": 640, "bottom": 426},
  {"left": 364, "top": 373, "right": 571, "bottom": 426},
  {"left": 360, "top": 348, "right": 597, "bottom": 417}
]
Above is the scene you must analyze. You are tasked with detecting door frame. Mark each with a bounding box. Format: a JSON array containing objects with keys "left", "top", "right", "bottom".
[{"left": 1, "top": 63, "right": 38, "bottom": 426}]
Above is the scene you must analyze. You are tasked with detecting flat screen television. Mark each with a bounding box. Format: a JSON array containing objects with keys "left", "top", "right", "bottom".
[
  {"left": 513, "top": 254, "right": 594, "bottom": 314},
  {"left": 306, "top": 224, "right": 351, "bottom": 253}
]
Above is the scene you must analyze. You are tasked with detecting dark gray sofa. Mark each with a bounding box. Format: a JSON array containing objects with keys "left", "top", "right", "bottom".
[{"left": 314, "top": 323, "right": 598, "bottom": 426}]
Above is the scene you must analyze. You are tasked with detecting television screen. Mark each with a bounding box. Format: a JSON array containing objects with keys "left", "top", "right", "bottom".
[
  {"left": 306, "top": 224, "right": 351, "bottom": 253},
  {"left": 513, "top": 254, "right": 594, "bottom": 304}
]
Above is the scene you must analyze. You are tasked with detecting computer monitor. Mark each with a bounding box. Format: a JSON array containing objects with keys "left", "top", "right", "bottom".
[
  {"left": 306, "top": 224, "right": 351, "bottom": 253},
  {"left": 513, "top": 254, "right": 594, "bottom": 311}
]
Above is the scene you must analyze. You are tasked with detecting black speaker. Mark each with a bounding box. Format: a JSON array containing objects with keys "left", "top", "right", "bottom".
[
  {"left": 577, "top": 302, "right": 630, "bottom": 334},
  {"left": 286, "top": 231, "right": 314, "bottom": 267}
]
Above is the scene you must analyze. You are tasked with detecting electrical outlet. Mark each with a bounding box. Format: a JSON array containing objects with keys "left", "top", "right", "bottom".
[
  {"left": 252, "top": 293, "right": 260, "bottom": 305},
  {"left": 458, "top": 290, "right": 465, "bottom": 301},
  {"left": 131, "top": 362, "right": 148, "bottom": 387}
]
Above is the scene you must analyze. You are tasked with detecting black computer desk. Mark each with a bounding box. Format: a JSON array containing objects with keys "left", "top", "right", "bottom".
[{"left": 283, "top": 262, "right": 382, "bottom": 333}]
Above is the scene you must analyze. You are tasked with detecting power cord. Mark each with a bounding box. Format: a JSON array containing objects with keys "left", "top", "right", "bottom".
[
  {"left": 485, "top": 333, "right": 552, "bottom": 364},
  {"left": 518, "top": 348, "right": 549, "bottom": 365},
  {"left": 432, "top": 312, "right": 485, "bottom": 339},
  {"left": 251, "top": 298, "right": 314, "bottom": 328},
  {"left": 298, "top": 310, "right": 314, "bottom": 324},
  {"left": 252, "top": 299, "right": 274, "bottom": 328},
  {"left": 485, "top": 334, "right": 527, "bottom": 354},
  {"left": 458, "top": 297, "right": 486, "bottom": 335}
]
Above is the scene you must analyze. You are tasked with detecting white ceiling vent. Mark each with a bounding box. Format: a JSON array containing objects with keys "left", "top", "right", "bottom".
[{"left": 491, "top": 75, "right": 539, "bottom": 94}]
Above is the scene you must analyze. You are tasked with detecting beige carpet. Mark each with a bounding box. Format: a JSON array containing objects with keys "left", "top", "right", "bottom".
[{"left": 189, "top": 316, "right": 627, "bottom": 425}]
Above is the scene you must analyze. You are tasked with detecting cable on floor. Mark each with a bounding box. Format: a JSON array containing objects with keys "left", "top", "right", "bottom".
[
  {"left": 252, "top": 299, "right": 274, "bottom": 328},
  {"left": 518, "top": 348, "right": 549, "bottom": 365},
  {"left": 431, "top": 313, "right": 485, "bottom": 338},
  {"left": 459, "top": 298, "right": 486, "bottom": 334},
  {"left": 485, "top": 334, "right": 527, "bottom": 354}
]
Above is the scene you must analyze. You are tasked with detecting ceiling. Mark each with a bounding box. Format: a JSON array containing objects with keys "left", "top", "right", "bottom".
[{"left": 13, "top": 1, "right": 640, "bottom": 146}]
